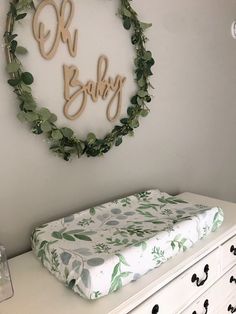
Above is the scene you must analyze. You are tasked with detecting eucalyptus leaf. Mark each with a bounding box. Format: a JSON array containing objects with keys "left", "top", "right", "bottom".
[
  {"left": 87, "top": 132, "right": 96, "bottom": 144},
  {"left": 24, "top": 112, "right": 38, "bottom": 122},
  {"left": 111, "top": 263, "right": 120, "bottom": 282},
  {"left": 60, "top": 252, "right": 72, "bottom": 265},
  {"left": 122, "top": 7, "right": 131, "bottom": 17},
  {"left": 51, "top": 231, "right": 62, "bottom": 239},
  {"left": 10, "top": 40, "right": 17, "bottom": 53},
  {"left": 74, "top": 234, "right": 92, "bottom": 241},
  {"left": 137, "top": 90, "right": 148, "bottom": 98},
  {"left": 140, "top": 22, "right": 152, "bottom": 30},
  {"left": 49, "top": 113, "right": 57, "bottom": 123},
  {"left": 131, "top": 95, "right": 138, "bottom": 104},
  {"left": 147, "top": 58, "right": 155, "bottom": 66},
  {"left": 41, "top": 121, "right": 52, "bottom": 132},
  {"left": 115, "top": 137, "right": 122, "bottom": 146},
  {"left": 136, "top": 69, "right": 143, "bottom": 80},
  {"left": 129, "top": 118, "right": 139, "bottom": 128},
  {"left": 89, "top": 207, "right": 96, "bottom": 216},
  {"left": 21, "top": 83, "right": 32, "bottom": 93},
  {"left": 63, "top": 233, "right": 75, "bottom": 241},
  {"left": 137, "top": 77, "right": 146, "bottom": 88},
  {"left": 6, "top": 62, "right": 20, "bottom": 73},
  {"left": 23, "top": 100, "right": 36, "bottom": 111},
  {"left": 15, "top": 13, "right": 27, "bottom": 20},
  {"left": 8, "top": 78, "right": 20, "bottom": 87},
  {"left": 61, "top": 127, "right": 73, "bottom": 139},
  {"left": 21, "top": 72, "right": 34, "bottom": 85},
  {"left": 109, "top": 274, "right": 122, "bottom": 293},
  {"left": 123, "top": 17, "right": 131, "bottom": 30},
  {"left": 120, "top": 118, "right": 128, "bottom": 124},
  {"left": 64, "top": 146, "right": 76, "bottom": 153},
  {"left": 81, "top": 269, "right": 91, "bottom": 288},
  {"left": 39, "top": 107, "right": 51, "bottom": 121},
  {"left": 127, "top": 106, "right": 135, "bottom": 117},
  {"left": 19, "top": 92, "right": 36, "bottom": 110},
  {"left": 76, "top": 142, "right": 84, "bottom": 157},
  {"left": 6, "top": 34, "right": 17, "bottom": 43},
  {"left": 143, "top": 51, "right": 152, "bottom": 60},
  {"left": 140, "top": 109, "right": 149, "bottom": 117},
  {"left": 131, "top": 34, "right": 138, "bottom": 45},
  {"left": 87, "top": 258, "right": 104, "bottom": 266},
  {"left": 51, "top": 130, "right": 63, "bottom": 141},
  {"left": 117, "top": 254, "right": 129, "bottom": 266},
  {"left": 16, "top": 46, "right": 28, "bottom": 55}
]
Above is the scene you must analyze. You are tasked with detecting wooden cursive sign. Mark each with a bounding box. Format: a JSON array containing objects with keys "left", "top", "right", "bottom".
[
  {"left": 63, "top": 55, "right": 126, "bottom": 122},
  {"left": 32, "top": 0, "right": 126, "bottom": 122},
  {"left": 33, "top": 0, "right": 78, "bottom": 59}
]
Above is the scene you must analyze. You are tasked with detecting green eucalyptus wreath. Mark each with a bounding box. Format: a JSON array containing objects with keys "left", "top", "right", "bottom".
[{"left": 4, "top": 0, "right": 155, "bottom": 161}]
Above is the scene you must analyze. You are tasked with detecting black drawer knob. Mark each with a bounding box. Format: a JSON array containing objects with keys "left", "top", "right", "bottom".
[
  {"left": 230, "top": 276, "right": 236, "bottom": 284},
  {"left": 192, "top": 299, "right": 209, "bottom": 314},
  {"left": 191, "top": 264, "right": 209, "bottom": 287},
  {"left": 228, "top": 304, "right": 236, "bottom": 313},
  {"left": 230, "top": 245, "right": 236, "bottom": 256},
  {"left": 152, "top": 304, "right": 159, "bottom": 314}
]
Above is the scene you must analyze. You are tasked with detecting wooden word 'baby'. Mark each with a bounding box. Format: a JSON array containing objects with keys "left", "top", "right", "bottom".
[{"left": 63, "top": 55, "right": 126, "bottom": 122}]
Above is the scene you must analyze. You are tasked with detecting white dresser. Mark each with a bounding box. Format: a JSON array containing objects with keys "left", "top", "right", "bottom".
[{"left": 0, "top": 193, "right": 235, "bottom": 314}]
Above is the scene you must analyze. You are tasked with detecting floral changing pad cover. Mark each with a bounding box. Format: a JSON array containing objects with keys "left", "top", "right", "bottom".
[{"left": 31, "top": 189, "right": 224, "bottom": 300}]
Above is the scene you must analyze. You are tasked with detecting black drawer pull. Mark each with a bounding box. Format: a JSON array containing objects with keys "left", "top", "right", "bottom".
[
  {"left": 230, "top": 276, "right": 236, "bottom": 284},
  {"left": 192, "top": 299, "right": 209, "bottom": 314},
  {"left": 230, "top": 245, "right": 236, "bottom": 256},
  {"left": 152, "top": 304, "right": 159, "bottom": 314},
  {"left": 191, "top": 264, "right": 209, "bottom": 287},
  {"left": 228, "top": 304, "right": 236, "bottom": 313}
]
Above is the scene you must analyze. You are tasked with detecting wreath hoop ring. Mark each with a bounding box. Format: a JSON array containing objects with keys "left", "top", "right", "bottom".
[{"left": 4, "top": 0, "right": 155, "bottom": 161}]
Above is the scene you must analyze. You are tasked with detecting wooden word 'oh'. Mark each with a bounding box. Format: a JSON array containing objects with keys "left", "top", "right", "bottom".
[
  {"left": 33, "top": 0, "right": 78, "bottom": 60},
  {"left": 63, "top": 55, "right": 126, "bottom": 122}
]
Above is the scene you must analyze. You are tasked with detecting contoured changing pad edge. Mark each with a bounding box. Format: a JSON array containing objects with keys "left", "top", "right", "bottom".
[{"left": 31, "top": 189, "right": 224, "bottom": 300}]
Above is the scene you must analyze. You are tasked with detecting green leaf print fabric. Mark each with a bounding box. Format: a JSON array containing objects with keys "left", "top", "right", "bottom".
[{"left": 31, "top": 189, "right": 224, "bottom": 300}]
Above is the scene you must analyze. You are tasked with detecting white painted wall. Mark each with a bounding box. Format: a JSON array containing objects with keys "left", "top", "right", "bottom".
[{"left": 1, "top": 0, "right": 236, "bottom": 257}]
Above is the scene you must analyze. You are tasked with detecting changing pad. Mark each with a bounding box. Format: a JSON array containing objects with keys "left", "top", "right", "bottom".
[{"left": 31, "top": 189, "right": 224, "bottom": 300}]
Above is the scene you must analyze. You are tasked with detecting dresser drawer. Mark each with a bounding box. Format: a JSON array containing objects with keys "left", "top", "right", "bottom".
[
  {"left": 218, "top": 292, "right": 236, "bottom": 313},
  {"left": 181, "top": 265, "right": 236, "bottom": 314},
  {"left": 220, "top": 235, "right": 236, "bottom": 271},
  {"left": 129, "top": 248, "right": 220, "bottom": 314}
]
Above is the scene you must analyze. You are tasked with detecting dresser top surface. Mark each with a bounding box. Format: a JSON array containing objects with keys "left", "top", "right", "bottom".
[{"left": 0, "top": 193, "right": 236, "bottom": 314}]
